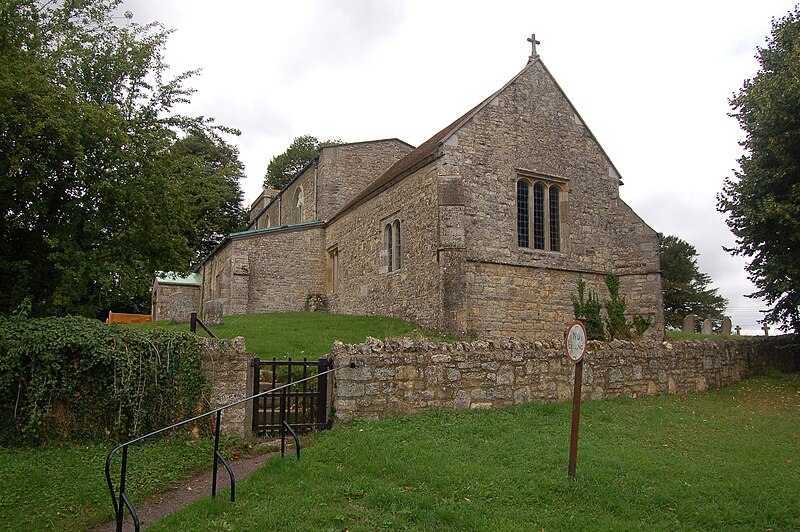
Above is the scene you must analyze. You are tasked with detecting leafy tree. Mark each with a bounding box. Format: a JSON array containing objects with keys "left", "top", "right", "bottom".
[
  {"left": 718, "top": 6, "right": 800, "bottom": 332},
  {"left": 659, "top": 233, "right": 728, "bottom": 330},
  {"left": 264, "top": 135, "right": 342, "bottom": 190},
  {"left": 168, "top": 131, "right": 248, "bottom": 265},
  {"left": 0, "top": 0, "right": 244, "bottom": 318}
]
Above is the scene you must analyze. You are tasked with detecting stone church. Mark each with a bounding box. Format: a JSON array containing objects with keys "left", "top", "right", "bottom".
[{"left": 153, "top": 44, "right": 664, "bottom": 341}]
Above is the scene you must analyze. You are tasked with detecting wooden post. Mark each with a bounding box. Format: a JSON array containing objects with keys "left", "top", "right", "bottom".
[{"left": 568, "top": 359, "right": 583, "bottom": 479}]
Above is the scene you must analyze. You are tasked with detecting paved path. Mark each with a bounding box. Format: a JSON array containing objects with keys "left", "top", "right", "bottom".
[{"left": 92, "top": 451, "right": 277, "bottom": 531}]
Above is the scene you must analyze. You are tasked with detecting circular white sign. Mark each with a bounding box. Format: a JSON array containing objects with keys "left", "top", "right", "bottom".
[{"left": 565, "top": 320, "right": 587, "bottom": 364}]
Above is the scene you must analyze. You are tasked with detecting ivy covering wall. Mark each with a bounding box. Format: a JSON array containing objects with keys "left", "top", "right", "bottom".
[{"left": 0, "top": 316, "right": 207, "bottom": 444}]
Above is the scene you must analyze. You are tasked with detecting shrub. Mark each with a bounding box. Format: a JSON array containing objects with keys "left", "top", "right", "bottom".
[
  {"left": 571, "top": 279, "right": 604, "bottom": 340},
  {"left": 0, "top": 315, "right": 207, "bottom": 445},
  {"left": 604, "top": 273, "right": 631, "bottom": 340}
]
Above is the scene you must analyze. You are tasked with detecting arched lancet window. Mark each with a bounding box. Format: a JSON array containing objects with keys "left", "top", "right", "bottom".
[
  {"left": 385, "top": 223, "right": 393, "bottom": 273},
  {"left": 517, "top": 181, "right": 529, "bottom": 248},
  {"left": 393, "top": 220, "right": 401, "bottom": 270},
  {"left": 294, "top": 186, "right": 305, "bottom": 224},
  {"left": 533, "top": 182, "right": 545, "bottom": 250},
  {"left": 549, "top": 186, "right": 560, "bottom": 252}
]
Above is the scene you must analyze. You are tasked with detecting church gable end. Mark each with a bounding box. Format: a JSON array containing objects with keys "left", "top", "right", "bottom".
[{"left": 435, "top": 58, "right": 663, "bottom": 340}]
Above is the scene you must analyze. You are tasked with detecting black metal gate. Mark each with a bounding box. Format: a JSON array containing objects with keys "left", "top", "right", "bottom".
[{"left": 251, "top": 356, "right": 332, "bottom": 434}]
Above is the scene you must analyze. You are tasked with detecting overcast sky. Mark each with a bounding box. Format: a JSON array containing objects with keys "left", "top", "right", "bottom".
[{"left": 125, "top": 0, "right": 797, "bottom": 334}]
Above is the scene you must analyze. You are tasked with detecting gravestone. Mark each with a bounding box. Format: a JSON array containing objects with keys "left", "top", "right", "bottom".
[
  {"left": 203, "top": 299, "right": 224, "bottom": 325},
  {"left": 169, "top": 292, "right": 195, "bottom": 323},
  {"left": 682, "top": 315, "right": 696, "bottom": 333},
  {"left": 735, "top": 325, "right": 741, "bottom": 335},
  {"left": 762, "top": 323, "right": 770, "bottom": 336},
  {"left": 701, "top": 318, "right": 713, "bottom": 335},
  {"left": 721, "top": 317, "right": 732, "bottom": 336}
]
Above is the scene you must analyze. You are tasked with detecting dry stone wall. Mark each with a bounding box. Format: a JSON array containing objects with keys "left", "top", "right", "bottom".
[
  {"left": 331, "top": 335, "right": 798, "bottom": 422},
  {"left": 200, "top": 337, "right": 251, "bottom": 435}
]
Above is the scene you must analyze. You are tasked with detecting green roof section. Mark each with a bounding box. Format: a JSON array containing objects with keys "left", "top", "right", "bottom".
[
  {"left": 229, "top": 220, "right": 323, "bottom": 238},
  {"left": 155, "top": 272, "right": 202, "bottom": 286}
]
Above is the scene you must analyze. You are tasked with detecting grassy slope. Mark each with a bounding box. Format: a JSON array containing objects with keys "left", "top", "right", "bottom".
[
  {"left": 151, "top": 371, "right": 800, "bottom": 531},
  {"left": 0, "top": 436, "right": 250, "bottom": 531},
  {"left": 127, "top": 312, "right": 427, "bottom": 358}
]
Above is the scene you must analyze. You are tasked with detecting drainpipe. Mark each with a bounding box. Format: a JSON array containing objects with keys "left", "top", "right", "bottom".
[{"left": 313, "top": 158, "right": 319, "bottom": 220}]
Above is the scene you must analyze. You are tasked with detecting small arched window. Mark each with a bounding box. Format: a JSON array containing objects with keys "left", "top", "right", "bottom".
[
  {"left": 393, "top": 220, "right": 402, "bottom": 270},
  {"left": 385, "top": 223, "right": 393, "bottom": 273},
  {"left": 294, "top": 186, "right": 305, "bottom": 224}
]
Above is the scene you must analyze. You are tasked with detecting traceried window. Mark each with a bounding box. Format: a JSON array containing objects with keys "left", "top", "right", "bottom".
[
  {"left": 516, "top": 174, "right": 565, "bottom": 252},
  {"left": 381, "top": 214, "right": 402, "bottom": 273}
]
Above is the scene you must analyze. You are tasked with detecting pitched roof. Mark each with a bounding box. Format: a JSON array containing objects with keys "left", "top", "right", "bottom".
[
  {"left": 329, "top": 56, "right": 625, "bottom": 222},
  {"left": 329, "top": 60, "right": 538, "bottom": 221}
]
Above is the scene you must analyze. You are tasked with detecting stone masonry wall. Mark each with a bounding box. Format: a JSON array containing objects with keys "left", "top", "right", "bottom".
[
  {"left": 331, "top": 336, "right": 798, "bottom": 422},
  {"left": 151, "top": 283, "right": 200, "bottom": 321},
  {"left": 317, "top": 140, "right": 414, "bottom": 220},
  {"left": 200, "top": 336, "right": 251, "bottom": 436},
  {"left": 325, "top": 163, "right": 443, "bottom": 330},
  {"left": 249, "top": 140, "right": 412, "bottom": 230},
  {"left": 244, "top": 225, "right": 326, "bottom": 313},
  {"left": 465, "top": 264, "right": 662, "bottom": 341},
  {"left": 200, "top": 224, "right": 326, "bottom": 315},
  {"left": 446, "top": 59, "right": 663, "bottom": 341}
]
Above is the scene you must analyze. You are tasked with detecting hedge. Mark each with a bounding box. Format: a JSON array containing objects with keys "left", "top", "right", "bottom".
[{"left": 0, "top": 315, "right": 207, "bottom": 445}]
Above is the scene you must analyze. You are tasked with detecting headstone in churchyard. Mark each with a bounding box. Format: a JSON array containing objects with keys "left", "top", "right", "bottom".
[
  {"left": 735, "top": 325, "right": 741, "bottom": 335},
  {"left": 701, "top": 318, "right": 713, "bottom": 335},
  {"left": 169, "top": 292, "right": 195, "bottom": 323},
  {"left": 721, "top": 317, "right": 732, "bottom": 336},
  {"left": 203, "top": 299, "right": 224, "bottom": 325},
  {"left": 762, "top": 323, "right": 770, "bottom": 336},
  {"left": 682, "top": 315, "right": 696, "bottom": 333}
]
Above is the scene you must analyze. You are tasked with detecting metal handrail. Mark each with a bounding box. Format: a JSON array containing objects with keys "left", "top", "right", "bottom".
[{"left": 105, "top": 361, "right": 353, "bottom": 531}]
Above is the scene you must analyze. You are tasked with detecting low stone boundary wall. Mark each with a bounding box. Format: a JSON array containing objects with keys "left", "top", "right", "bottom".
[
  {"left": 200, "top": 336, "right": 251, "bottom": 435},
  {"left": 330, "top": 335, "right": 798, "bottom": 422}
]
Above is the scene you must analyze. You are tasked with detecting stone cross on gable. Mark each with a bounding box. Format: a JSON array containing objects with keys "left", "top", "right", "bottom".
[{"left": 528, "top": 33, "right": 541, "bottom": 61}]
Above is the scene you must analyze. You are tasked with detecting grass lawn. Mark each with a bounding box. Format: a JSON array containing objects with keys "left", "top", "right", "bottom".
[
  {"left": 147, "top": 370, "right": 800, "bottom": 531},
  {"left": 125, "top": 312, "right": 432, "bottom": 358},
  {"left": 0, "top": 435, "right": 256, "bottom": 531}
]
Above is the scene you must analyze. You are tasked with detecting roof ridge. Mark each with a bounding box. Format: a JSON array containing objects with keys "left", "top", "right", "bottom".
[{"left": 328, "top": 58, "right": 541, "bottom": 222}]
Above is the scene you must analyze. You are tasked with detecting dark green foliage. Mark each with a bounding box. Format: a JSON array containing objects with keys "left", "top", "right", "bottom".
[
  {"left": 659, "top": 233, "right": 728, "bottom": 330},
  {"left": 718, "top": 6, "right": 800, "bottom": 332},
  {"left": 632, "top": 314, "right": 653, "bottom": 336},
  {"left": 263, "top": 135, "right": 342, "bottom": 190},
  {"left": 604, "top": 272, "right": 631, "bottom": 340},
  {"left": 0, "top": 1, "right": 245, "bottom": 318},
  {"left": 571, "top": 279, "right": 604, "bottom": 340},
  {"left": 168, "top": 131, "right": 248, "bottom": 265},
  {"left": 0, "top": 315, "right": 206, "bottom": 444}
]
